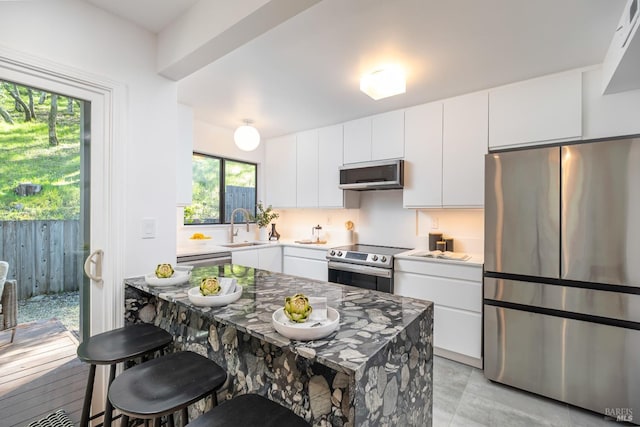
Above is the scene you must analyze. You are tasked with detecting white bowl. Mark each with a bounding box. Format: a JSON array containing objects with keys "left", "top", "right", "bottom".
[
  {"left": 145, "top": 270, "right": 190, "bottom": 287},
  {"left": 187, "top": 279, "right": 241, "bottom": 307},
  {"left": 272, "top": 307, "right": 340, "bottom": 341}
]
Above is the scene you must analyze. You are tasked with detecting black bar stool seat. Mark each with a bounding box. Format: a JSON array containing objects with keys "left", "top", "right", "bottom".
[
  {"left": 77, "top": 323, "right": 172, "bottom": 426},
  {"left": 186, "top": 394, "right": 310, "bottom": 427},
  {"left": 108, "top": 351, "right": 227, "bottom": 425}
]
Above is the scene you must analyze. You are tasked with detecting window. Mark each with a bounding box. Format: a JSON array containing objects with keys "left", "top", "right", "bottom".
[{"left": 184, "top": 153, "right": 257, "bottom": 225}]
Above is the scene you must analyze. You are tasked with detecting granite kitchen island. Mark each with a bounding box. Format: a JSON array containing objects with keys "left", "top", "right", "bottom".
[{"left": 124, "top": 265, "right": 433, "bottom": 426}]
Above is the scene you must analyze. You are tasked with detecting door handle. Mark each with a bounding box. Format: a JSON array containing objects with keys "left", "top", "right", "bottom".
[{"left": 84, "top": 249, "right": 104, "bottom": 283}]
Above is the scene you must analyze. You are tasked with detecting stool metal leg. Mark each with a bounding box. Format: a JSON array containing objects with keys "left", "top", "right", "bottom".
[
  {"left": 120, "top": 414, "right": 129, "bottom": 427},
  {"left": 81, "top": 364, "right": 97, "bottom": 427},
  {"left": 168, "top": 414, "right": 175, "bottom": 427},
  {"left": 103, "top": 363, "right": 117, "bottom": 427},
  {"left": 153, "top": 418, "right": 161, "bottom": 427}
]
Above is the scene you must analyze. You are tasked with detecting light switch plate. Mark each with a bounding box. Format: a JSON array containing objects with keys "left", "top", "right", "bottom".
[{"left": 142, "top": 217, "right": 156, "bottom": 239}]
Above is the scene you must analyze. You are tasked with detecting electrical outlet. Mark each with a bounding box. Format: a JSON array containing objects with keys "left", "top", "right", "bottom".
[{"left": 431, "top": 217, "right": 439, "bottom": 229}]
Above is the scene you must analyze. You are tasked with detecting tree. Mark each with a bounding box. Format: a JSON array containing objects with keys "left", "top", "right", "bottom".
[
  {"left": 0, "top": 90, "right": 15, "bottom": 124},
  {"left": 38, "top": 91, "right": 47, "bottom": 104},
  {"left": 4, "top": 83, "right": 32, "bottom": 121},
  {"left": 27, "top": 88, "right": 36, "bottom": 120},
  {"left": 66, "top": 97, "right": 74, "bottom": 114},
  {"left": 48, "top": 94, "right": 59, "bottom": 146},
  {"left": 0, "top": 105, "right": 13, "bottom": 124}
]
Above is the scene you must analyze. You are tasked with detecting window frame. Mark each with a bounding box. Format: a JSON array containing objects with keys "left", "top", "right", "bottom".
[{"left": 186, "top": 151, "right": 258, "bottom": 226}]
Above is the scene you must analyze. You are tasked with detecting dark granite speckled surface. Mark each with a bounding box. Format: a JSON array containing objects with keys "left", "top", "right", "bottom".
[{"left": 124, "top": 265, "right": 433, "bottom": 427}]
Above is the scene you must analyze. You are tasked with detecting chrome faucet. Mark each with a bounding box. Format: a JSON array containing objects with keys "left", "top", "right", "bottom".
[{"left": 230, "top": 208, "right": 252, "bottom": 243}]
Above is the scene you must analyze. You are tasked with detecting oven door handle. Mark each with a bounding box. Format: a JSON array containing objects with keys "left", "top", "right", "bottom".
[{"left": 328, "top": 261, "right": 392, "bottom": 278}]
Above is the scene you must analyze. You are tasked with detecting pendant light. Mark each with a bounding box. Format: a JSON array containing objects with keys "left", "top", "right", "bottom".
[{"left": 234, "top": 120, "right": 260, "bottom": 151}]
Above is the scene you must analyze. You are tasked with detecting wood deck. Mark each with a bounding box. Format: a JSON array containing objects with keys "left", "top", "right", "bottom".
[{"left": 0, "top": 319, "right": 88, "bottom": 426}]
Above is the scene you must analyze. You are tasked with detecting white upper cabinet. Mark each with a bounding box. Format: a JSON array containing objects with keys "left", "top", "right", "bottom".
[
  {"left": 176, "top": 104, "right": 193, "bottom": 206},
  {"left": 489, "top": 71, "right": 582, "bottom": 149},
  {"left": 344, "top": 110, "right": 404, "bottom": 164},
  {"left": 296, "top": 129, "right": 319, "bottom": 208},
  {"left": 403, "top": 102, "right": 443, "bottom": 208},
  {"left": 582, "top": 67, "right": 640, "bottom": 140},
  {"left": 372, "top": 110, "right": 405, "bottom": 160},
  {"left": 265, "top": 134, "right": 297, "bottom": 208},
  {"left": 443, "top": 92, "right": 488, "bottom": 207},
  {"left": 343, "top": 117, "right": 371, "bottom": 164},
  {"left": 319, "top": 124, "right": 356, "bottom": 208}
]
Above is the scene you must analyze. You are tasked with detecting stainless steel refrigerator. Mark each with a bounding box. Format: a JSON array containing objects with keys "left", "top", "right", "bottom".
[{"left": 484, "top": 137, "right": 640, "bottom": 420}]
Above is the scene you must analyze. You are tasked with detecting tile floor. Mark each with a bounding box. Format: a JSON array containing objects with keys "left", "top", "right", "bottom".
[{"left": 433, "top": 356, "right": 628, "bottom": 427}]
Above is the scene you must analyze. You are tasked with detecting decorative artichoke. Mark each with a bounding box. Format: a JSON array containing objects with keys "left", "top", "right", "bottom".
[
  {"left": 155, "top": 263, "right": 174, "bottom": 278},
  {"left": 284, "top": 293, "right": 313, "bottom": 323},
  {"left": 200, "top": 277, "right": 221, "bottom": 296}
]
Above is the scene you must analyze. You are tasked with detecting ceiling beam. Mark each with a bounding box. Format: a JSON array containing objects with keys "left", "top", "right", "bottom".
[{"left": 157, "top": 0, "right": 321, "bottom": 81}]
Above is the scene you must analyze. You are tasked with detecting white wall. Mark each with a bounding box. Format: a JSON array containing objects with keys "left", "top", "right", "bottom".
[{"left": 0, "top": 0, "right": 178, "bottom": 277}]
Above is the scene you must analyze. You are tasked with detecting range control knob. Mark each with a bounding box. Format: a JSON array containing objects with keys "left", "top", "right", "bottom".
[
  {"left": 381, "top": 256, "right": 387, "bottom": 263},
  {"left": 330, "top": 250, "right": 336, "bottom": 256},
  {"left": 337, "top": 251, "right": 343, "bottom": 257},
  {"left": 372, "top": 255, "right": 379, "bottom": 261}
]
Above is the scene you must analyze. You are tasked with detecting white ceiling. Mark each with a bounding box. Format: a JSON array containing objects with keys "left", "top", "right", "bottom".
[
  {"left": 84, "top": 0, "right": 200, "bottom": 33},
  {"left": 84, "top": 0, "right": 625, "bottom": 139}
]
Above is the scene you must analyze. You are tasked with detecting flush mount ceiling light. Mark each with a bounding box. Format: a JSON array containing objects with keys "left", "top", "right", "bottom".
[
  {"left": 234, "top": 120, "right": 260, "bottom": 151},
  {"left": 360, "top": 65, "right": 406, "bottom": 100}
]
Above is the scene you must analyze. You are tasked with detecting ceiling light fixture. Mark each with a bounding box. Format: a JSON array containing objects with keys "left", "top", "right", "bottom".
[
  {"left": 234, "top": 120, "right": 261, "bottom": 151},
  {"left": 360, "top": 65, "right": 406, "bottom": 100}
]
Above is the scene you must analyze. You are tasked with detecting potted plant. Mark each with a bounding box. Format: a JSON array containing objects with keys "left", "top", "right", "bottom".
[{"left": 254, "top": 202, "right": 279, "bottom": 241}]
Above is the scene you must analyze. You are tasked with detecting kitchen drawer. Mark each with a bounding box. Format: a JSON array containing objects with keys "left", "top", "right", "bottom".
[
  {"left": 435, "top": 306, "right": 482, "bottom": 360},
  {"left": 395, "top": 258, "right": 482, "bottom": 282},
  {"left": 283, "top": 256, "right": 327, "bottom": 281},
  {"left": 395, "top": 271, "right": 481, "bottom": 312},
  {"left": 283, "top": 246, "right": 327, "bottom": 261}
]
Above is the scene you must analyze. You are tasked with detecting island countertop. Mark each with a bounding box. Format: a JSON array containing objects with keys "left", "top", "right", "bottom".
[
  {"left": 124, "top": 265, "right": 433, "bottom": 426},
  {"left": 124, "top": 266, "right": 431, "bottom": 374}
]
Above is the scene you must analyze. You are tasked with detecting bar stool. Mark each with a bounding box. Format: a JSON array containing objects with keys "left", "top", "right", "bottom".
[
  {"left": 108, "top": 351, "right": 227, "bottom": 427},
  {"left": 186, "top": 394, "right": 310, "bottom": 427},
  {"left": 77, "top": 323, "right": 173, "bottom": 427}
]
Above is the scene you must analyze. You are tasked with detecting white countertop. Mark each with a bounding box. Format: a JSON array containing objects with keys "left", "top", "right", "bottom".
[
  {"left": 395, "top": 249, "right": 484, "bottom": 267},
  {"left": 177, "top": 239, "right": 348, "bottom": 258}
]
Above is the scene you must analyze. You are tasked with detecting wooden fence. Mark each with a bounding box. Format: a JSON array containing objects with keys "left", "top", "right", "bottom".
[
  {"left": 225, "top": 185, "right": 256, "bottom": 222},
  {"left": 0, "top": 220, "right": 84, "bottom": 300}
]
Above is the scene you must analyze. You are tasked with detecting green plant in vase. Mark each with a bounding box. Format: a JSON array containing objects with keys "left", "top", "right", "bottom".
[{"left": 254, "top": 202, "right": 279, "bottom": 227}]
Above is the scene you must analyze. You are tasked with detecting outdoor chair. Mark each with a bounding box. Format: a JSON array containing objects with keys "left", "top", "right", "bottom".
[{"left": 0, "top": 261, "right": 18, "bottom": 344}]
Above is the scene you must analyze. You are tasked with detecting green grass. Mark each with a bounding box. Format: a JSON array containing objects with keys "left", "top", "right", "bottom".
[{"left": 0, "top": 86, "right": 81, "bottom": 220}]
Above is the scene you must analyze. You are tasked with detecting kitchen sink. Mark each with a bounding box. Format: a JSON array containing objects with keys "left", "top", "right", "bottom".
[{"left": 220, "top": 242, "right": 270, "bottom": 248}]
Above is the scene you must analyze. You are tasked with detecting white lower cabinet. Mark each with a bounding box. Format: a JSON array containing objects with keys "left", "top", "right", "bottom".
[
  {"left": 258, "top": 246, "right": 282, "bottom": 273},
  {"left": 232, "top": 247, "right": 282, "bottom": 273},
  {"left": 394, "top": 258, "right": 483, "bottom": 367},
  {"left": 232, "top": 249, "right": 259, "bottom": 268},
  {"left": 282, "top": 246, "right": 328, "bottom": 281}
]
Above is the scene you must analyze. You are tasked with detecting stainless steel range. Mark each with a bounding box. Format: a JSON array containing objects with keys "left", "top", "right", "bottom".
[{"left": 326, "top": 244, "right": 408, "bottom": 293}]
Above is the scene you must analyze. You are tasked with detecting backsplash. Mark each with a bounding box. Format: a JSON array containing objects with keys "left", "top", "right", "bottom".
[{"left": 272, "top": 191, "right": 484, "bottom": 254}]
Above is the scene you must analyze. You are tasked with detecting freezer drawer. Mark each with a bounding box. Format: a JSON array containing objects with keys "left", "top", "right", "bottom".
[
  {"left": 485, "top": 147, "right": 560, "bottom": 278},
  {"left": 484, "top": 305, "right": 640, "bottom": 417},
  {"left": 484, "top": 277, "right": 640, "bottom": 323}
]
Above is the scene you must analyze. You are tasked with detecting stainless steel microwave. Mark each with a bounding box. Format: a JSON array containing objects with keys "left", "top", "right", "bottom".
[{"left": 339, "top": 159, "right": 404, "bottom": 191}]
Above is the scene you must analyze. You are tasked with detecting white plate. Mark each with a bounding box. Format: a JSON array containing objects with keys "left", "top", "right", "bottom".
[
  {"left": 144, "top": 270, "right": 190, "bottom": 287},
  {"left": 272, "top": 307, "right": 340, "bottom": 341},
  {"left": 187, "top": 279, "right": 241, "bottom": 307}
]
